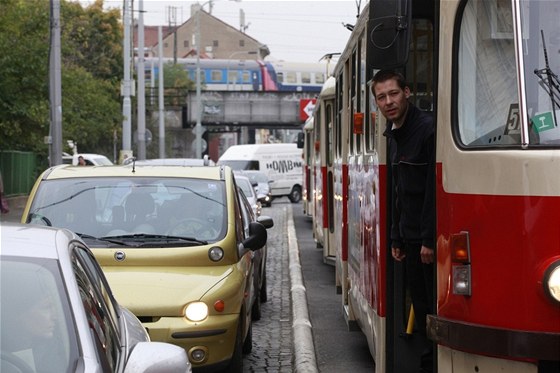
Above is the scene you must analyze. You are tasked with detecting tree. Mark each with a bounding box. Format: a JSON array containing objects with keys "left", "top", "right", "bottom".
[
  {"left": 0, "top": 0, "right": 123, "bottom": 160},
  {"left": 0, "top": 0, "right": 51, "bottom": 153}
]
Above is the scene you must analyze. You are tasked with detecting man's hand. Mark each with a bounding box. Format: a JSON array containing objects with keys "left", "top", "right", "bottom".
[
  {"left": 392, "top": 247, "right": 406, "bottom": 261},
  {"left": 420, "top": 246, "right": 434, "bottom": 264}
]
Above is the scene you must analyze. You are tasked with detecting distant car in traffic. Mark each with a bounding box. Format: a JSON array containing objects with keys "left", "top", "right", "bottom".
[
  {"left": 236, "top": 184, "right": 273, "bottom": 321},
  {"left": 0, "top": 223, "right": 191, "bottom": 373},
  {"left": 22, "top": 164, "right": 272, "bottom": 372},
  {"left": 234, "top": 174, "right": 262, "bottom": 217},
  {"left": 236, "top": 170, "right": 273, "bottom": 207}
]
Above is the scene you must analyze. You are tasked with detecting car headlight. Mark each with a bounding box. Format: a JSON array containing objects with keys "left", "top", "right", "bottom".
[
  {"left": 544, "top": 260, "right": 560, "bottom": 304},
  {"left": 185, "top": 302, "right": 208, "bottom": 322}
]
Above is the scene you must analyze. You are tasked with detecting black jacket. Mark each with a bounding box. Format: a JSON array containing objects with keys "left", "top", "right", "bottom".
[{"left": 384, "top": 104, "right": 435, "bottom": 250}]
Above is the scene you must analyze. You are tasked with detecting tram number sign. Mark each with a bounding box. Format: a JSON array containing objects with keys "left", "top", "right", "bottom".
[
  {"left": 300, "top": 99, "right": 316, "bottom": 121},
  {"left": 504, "top": 103, "right": 520, "bottom": 135}
]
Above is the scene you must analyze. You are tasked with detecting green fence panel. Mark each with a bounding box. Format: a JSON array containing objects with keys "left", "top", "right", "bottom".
[{"left": 0, "top": 151, "right": 37, "bottom": 197}]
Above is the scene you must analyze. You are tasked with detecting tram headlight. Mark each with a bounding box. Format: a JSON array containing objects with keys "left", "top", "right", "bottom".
[{"left": 544, "top": 260, "right": 560, "bottom": 304}]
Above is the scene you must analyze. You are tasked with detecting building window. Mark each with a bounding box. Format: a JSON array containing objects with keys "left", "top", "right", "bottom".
[
  {"left": 183, "top": 40, "right": 189, "bottom": 48},
  {"left": 213, "top": 40, "right": 219, "bottom": 47},
  {"left": 164, "top": 42, "right": 168, "bottom": 48},
  {"left": 239, "top": 40, "right": 245, "bottom": 47}
]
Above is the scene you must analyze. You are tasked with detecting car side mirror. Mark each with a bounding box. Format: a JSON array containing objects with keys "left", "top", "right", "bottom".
[
  {"left": 242, "top": 222, "right": 267, "bottom": 250},
  {"left": 124, "top": 341, "right": 190, "bottom": 373},
  {"left": 257, "top": 215, "right": 274, "bottom": 229},
  {"left": 296, "top": 132, "right": 304, "bottom": 148}
]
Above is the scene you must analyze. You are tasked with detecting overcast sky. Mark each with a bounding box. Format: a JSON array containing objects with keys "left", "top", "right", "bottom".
[{"left": 79, "top": 0, "right": 362, "bottom": 63}]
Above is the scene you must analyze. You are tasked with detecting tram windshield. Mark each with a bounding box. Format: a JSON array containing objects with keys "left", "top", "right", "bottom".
[
  {"left": 520, "top": 0, "right": 560, "bottom": 145},
  {"left": 457, "top": 0, "right": 559, "bottom": 148}
]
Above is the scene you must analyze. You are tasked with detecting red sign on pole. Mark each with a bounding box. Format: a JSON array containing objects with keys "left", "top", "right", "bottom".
[{"left": 299, "top": 99, "right": 316, "bottom": 121}]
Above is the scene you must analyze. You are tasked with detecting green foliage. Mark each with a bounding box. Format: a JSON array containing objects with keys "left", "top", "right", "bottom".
[
  {"left": 161, "top": 62, "right": 195, "bottom": 106},
  {"left": 0, "top": 0, "right": 51, "bottom": 153},
  {"left": 0, "top": 0, "right": 123, "bottom": 159}
]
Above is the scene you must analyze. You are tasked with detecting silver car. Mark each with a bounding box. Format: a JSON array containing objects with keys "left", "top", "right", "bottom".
[
  {"left": 0, "top": 223, "right": 191, "bottom": 373},
  {"left": 236, "top": 170, "right": 273, "bottom": 207},
  {"left": 235, "top": 174, "right": 262, "bottom": 217}
]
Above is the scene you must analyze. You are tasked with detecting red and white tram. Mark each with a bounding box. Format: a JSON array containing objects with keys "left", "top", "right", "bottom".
[{"left": 305, "top": 0, "right": 560, "bottom": 372}]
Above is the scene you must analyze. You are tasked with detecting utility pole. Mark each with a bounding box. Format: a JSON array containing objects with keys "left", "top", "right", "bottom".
[
  {"left": 121, "top": 0, "right": 132, "bottom": 158},
  {"left": 158, "top": 26, "right": 165, "bottom": 158},
  {"left": 137, "top": 0, "right": 146, "bottom": 159},
  {"left": 168, "top": 6, "right": 178, "bottom": 64},
  {"left": 194, "top": 5, "right": 205, "bottom": 159},
  {"left": 48, "top": 0, "right": 62, "bottom": 166}
]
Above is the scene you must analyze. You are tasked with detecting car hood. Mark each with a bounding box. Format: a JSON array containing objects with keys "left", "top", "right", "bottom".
[{"left": 102, "top": 266, "right": 234, "bottom": 316}]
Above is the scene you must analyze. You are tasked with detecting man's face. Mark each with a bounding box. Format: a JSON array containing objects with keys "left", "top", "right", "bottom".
[{"left": 373, "top": 79, "right": 410, "bottom": 123}]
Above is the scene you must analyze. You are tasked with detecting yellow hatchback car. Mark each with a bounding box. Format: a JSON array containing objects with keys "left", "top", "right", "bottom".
[{"left": 22, "top": 164, "right": 272, "bottom": 372}]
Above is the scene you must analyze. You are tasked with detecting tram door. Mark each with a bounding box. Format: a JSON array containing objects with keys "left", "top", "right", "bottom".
[{"left": 373, "top": 7, "right": 436, "bottom": 373}]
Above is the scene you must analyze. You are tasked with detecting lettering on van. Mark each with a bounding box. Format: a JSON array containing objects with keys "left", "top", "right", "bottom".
[{"left": 266, "top": 160, "right": 302, "bottom": 173}]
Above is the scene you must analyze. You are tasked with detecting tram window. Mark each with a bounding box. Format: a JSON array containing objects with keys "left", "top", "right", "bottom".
[
  {"left": 316, "top": 73, "right": 325, "bottom": 85},
  {"left": 407, "top": 19, "right": 434, "bottom": 111},
  {"left": 326, "top": 103, "right": 333, "bottom": 167},
  {"left": 302, "top": 72, "right": 311, "bottom": 84},
  {"left": 365, "top": 81, "right": 376, "bottom": 152},
  {"left": 242, "top": 71, "right": 251, "bottom": 83},
  {"left": 521, "top": 1, "right": 560, "bottom": 146},
  {"left": 277, "top": 72, "right": 284, "bottom": 83},
  {"left": 457, "top": 0, "right": 520, "bottom": 147},
  {"left": 228, "top": 70, "right": 237, "bottom": 84}
]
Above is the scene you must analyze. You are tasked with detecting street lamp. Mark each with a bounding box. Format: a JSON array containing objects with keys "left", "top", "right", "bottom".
[{"left": 227, "top": 50, "right": 257, "bottom": 91}]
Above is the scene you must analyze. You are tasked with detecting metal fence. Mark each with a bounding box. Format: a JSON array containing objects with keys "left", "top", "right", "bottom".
[{"left": 0, "top": 151, "right": 37, "bottom": 197}]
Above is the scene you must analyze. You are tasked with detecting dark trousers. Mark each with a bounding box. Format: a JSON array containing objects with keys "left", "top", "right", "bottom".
[{"left": 404, "top": 241, "right": 434, "bottom": 372}]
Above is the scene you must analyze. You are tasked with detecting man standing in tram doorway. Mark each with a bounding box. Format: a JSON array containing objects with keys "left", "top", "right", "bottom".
[{"left": 372, "top": 70, "right": 435, "bottom": 373}]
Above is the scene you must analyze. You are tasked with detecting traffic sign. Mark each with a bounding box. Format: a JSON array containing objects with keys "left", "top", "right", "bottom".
[{"left": 300, "top": 99, "right": 316, "bottom": 121}]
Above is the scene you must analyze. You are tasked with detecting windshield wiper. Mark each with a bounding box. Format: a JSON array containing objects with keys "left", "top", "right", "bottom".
[
  {"left": 534, "top": 30, "right": 560, "bottom": 127},
  {"left": 75, "top": 233, "right": 131, "bottom": 246},
  {"left": 98, "top": 233, "right": 208, "bottom": 247},
  {"left": 25, "top": 212, "right": 52, "bottom": 226}
]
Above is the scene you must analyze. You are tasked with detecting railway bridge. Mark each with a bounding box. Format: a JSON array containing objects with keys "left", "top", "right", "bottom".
[
  {"left": 144, "top": 90, "right": 317, "bottom": 158},
  {"left": 184, "top": 90, "right": 317, "bottom": 128}
]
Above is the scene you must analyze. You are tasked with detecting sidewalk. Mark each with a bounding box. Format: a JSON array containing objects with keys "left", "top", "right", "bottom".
[{"left": 1, "top": 195, "right": 27, "bottom": 223}]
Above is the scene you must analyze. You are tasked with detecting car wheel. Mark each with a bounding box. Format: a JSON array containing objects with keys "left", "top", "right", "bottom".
[
  {"left": 260, "top": 269, "right": 268, "bottom": 303},
  {"left": 242, "top": 320, "right": 253, "bottom": 354},
  {"left": 288, "top": 186, "right": 302, "bottom": 203},
  {"left": 225, "top": 317, "right": 244, "bottom": 373}
]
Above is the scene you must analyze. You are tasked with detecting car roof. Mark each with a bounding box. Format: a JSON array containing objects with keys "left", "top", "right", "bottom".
[
  {"left": 130, "top": 158, "right": 216, "bottom": 166},
  {"left": 42, "top": 164, "right": 229, "bottom": 181},
  {"left": 0, "top": 223, "right": 76, "bottom": 259}
]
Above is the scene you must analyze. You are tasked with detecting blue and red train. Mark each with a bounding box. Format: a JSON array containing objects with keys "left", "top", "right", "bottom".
[{"left": 141, "top": 57, "right": 328, "bottom": 93}]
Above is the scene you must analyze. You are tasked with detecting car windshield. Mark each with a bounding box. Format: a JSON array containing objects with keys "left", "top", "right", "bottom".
[
  {"left": 27, "top": 177, "right": 227, "bottom": 244},
  {"left": 245, "top": 172, "right": 268, "bottom": 184},
  {"left": 218, "top": 160, "right": 259, "bottom": 170},
  {"left": 236, "top": 179, "right": 255, "bottom": 199},
  {"left": 1, "top": 257, "right": 78, "bottom": 372}
]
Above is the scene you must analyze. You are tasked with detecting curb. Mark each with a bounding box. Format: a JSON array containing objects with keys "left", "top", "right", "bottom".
[{"left": 286, "top": 204, "right": 318, "bottom": 373}]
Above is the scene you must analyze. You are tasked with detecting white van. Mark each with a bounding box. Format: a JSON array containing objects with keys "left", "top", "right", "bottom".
[{"left": 218, "top": 143, "right": 303, "bottom": 203}]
